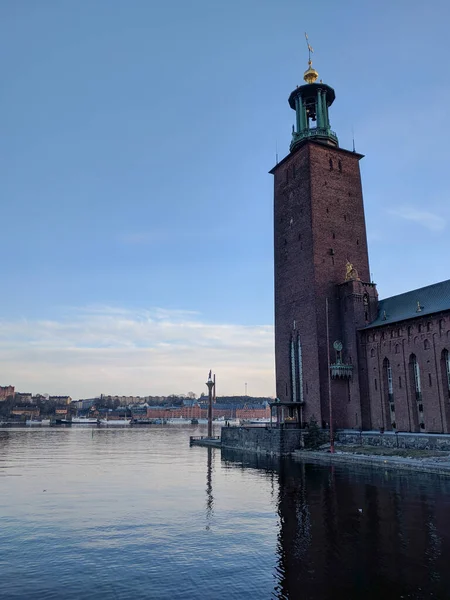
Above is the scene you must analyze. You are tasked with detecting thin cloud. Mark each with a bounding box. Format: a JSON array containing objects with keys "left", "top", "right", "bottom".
[
  {"left": 387, "top": 206, "right": 446, "bottom": 232},
  {"left": 0, "top": 306, "right": 275, "bottom": 398}
]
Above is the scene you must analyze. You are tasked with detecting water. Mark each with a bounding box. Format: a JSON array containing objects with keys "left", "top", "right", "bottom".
[{"left": 1, "top": 426, "right": 450, "bottom": 599}]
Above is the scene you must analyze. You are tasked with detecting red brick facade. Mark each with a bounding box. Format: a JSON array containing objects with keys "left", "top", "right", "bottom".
[
  {"left": 362, "top": 315, "right": 450, "bottom": 433},
  {"left": 272, "top": 141, "right": 373, "bottom": 428},
  {"left": 272, "top": 80, "right": 450, "bottom": 433}
]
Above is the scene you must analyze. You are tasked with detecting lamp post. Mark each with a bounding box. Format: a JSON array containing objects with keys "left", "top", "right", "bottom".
[{"left": 206, "top": 371, "right": 215, "bottom": 438}]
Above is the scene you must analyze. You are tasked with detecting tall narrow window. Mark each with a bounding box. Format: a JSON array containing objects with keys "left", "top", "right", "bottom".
[
  {"left": 290, "top": 338, "right": 297, "bottom": 403},
  {"left": 447, "top": 350, "right": 450, "bottom": 393},
  {"left": 297, "top": 336, "right": 304, "bottom": 403},
  {"left": 412, "top": 354, "right": 421, "bottom": 395},
  {"left": 410, "top": 353, "right": 424, "bottom": 430},
  {"left": 387, "top": 362, "right": 393, "bottom": 396},
  {"left": 384, "top": 357, "right": 395, "bottom": 429},
  {"left": 442, "top": 349, "right": 450, "bottom": 397}
]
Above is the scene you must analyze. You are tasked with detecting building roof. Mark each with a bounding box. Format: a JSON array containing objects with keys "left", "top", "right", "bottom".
[{"left": 365, "top": 279, "right": 450, "bottom": 329}]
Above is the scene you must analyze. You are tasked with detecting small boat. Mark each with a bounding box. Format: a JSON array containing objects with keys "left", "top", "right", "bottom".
[
  {"left": 71, "top": 416, "right": 99, "bottom": 425},
  {"left": 26, "top": 419, "right": 43, "bottom": 426},
  {"left": 191, "top": 418, "right": 199, "bottom": 425},
  {"left": 98, "top": 418, "right": 131, "bottom": 426}
]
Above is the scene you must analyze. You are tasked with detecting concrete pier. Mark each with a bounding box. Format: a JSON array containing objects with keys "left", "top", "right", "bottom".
[{"left": 189, "top": 436, "right": 221, "bottom": 448}]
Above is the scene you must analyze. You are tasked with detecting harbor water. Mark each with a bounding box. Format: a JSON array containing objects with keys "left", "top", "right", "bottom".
[{"left": 1, "top": 425, "right": 450, "bottom": 599}]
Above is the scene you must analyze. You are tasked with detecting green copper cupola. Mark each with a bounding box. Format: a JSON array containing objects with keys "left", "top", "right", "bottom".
[{"left": 289, "top": 53, "right": 339, "bottom": 151}]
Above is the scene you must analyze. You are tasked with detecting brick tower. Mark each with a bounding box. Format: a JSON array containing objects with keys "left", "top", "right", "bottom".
[{"left": 271, "top": 53, "right": 377, "bottom": 430}]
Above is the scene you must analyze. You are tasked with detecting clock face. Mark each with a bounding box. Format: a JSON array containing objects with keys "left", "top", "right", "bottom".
[{"left": 333, "top": 340, "right": 343, "bottom": 352}]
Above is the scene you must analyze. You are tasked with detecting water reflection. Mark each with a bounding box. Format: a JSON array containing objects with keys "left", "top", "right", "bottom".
[
  {"left": 222, "top": 450, "right": 450, "bottom": 600},
  {"left": 205, "top": 446, "right": 214, "bottom": 529}
]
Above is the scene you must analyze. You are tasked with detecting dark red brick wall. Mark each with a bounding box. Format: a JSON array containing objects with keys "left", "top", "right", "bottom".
[
  {"left": 273, "top": 140, "right": 372, "bottom": 428},
  {"left": 361, "top": 313, "right": 450, "bottom": 433}
]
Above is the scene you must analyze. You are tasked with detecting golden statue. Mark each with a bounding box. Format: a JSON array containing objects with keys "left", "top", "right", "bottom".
[{"left": 345, "top": 261, "right": 360, "bottom": 282}]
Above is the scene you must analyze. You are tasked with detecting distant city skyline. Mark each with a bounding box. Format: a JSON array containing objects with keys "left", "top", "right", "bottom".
[{"left": 1, "top": 1, "right": 449, "bottom": 397}]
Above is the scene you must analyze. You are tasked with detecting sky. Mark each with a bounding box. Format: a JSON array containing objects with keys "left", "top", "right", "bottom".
[{"left": 1, "top": 0, "right": 450, "bottom": 399}]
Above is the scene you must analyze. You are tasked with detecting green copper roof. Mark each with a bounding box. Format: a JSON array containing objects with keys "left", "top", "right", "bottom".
[{"left": 365, "top": 279, "right": 450, "bottom": 329}]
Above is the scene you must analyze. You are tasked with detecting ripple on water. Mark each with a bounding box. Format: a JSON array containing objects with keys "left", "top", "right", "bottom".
[{"left": 1, "top": 427, "right": 450, "bottom": 599}]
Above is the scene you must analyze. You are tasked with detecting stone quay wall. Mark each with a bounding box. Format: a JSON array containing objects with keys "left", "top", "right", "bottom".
[
  {"left": 336, "top": 430, "right": 450, "bottom": 451},
  {"left": 221, "top": 427, "right": 304, "bottom": 456}
]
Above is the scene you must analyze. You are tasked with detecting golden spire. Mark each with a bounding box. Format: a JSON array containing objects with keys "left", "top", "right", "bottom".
[{"left": 303, "top": 32, "right": 319, "bottom": 84}]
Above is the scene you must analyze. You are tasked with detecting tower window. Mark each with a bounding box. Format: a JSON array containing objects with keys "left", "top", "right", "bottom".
[
  {"left": 332, "top": 232, "right": 335, "bottom": 239},
  {"left": 293, "top": 164, "right": 296, "bottom": 179},
  {"left": 344, "top": 215, "right": 347, "bottom": 221},
  {"left": 427, "top": 322, "right": 431, "bottom": 332},
  {"left": 338, "top": 160, "right": 342, "bottom": 173},
  {"left": 418, "top": 324, "right": 423, "bottom": 333},
  {"left": 286, "top": 170, "right": 289, "bottom": 184},
  {"left": 424, "top": 339, "right": 430, "bottom": 350},
  {"left": 374, "top": 378, "right": 378, "bottom": 391},
  {"left": 399, "top": 376, "right": 402, "bottom": 388},
  {"left": 326, "top": 207, "right": 329, "bottom": 213},
  {"left": 329, "top": 158, "right": 333, "bottom": 170},
  {"left": 428, "top": 373, "right": 432, "bottom": 387},
  {"left": 356, "top": 239, "right": 359, "bottom": 245},
  {"left": 442, "top": 349, "right": 450, "bottom": 396}
]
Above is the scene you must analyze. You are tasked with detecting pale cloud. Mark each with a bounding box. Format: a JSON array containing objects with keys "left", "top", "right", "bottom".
[
  {"left": 0, "top": 307, "right": 275, "bottom": 399},
  {"left": 387, "top": 206, "right": 446, "bottom": 232}
]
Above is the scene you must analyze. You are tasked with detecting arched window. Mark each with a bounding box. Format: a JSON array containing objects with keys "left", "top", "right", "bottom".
[
  {"left": 410, "top": 354, "right": 421, "bottom": 395},
  {"left": 395, "top": 344, "right": 400, "bottom": 354},
  {"left": 410, "top": 353, "right": 424, "bottom": 430},
  {"left": 297, "top": 336, "right": 304, "bottom": 403},
  {"left": 427, "top": 322, "right": 431, "bottom": 332},
  {"left": 442, "top": 349, "right": 450, "bottom": 398},
  {"left": 424, "top": 339, "right": 430, "bottom": 350},
  {"left": 370, "top": 348, "right": 375, "bottom": 358},
  {"left": 290, "top": 337, "right": 297, "bottom": 403},
  {"left": 408, "top": 326, "right": 412, "bottom": 336},
  {"left": 383, "top": 358, "right": 395, "bottom": 429}
]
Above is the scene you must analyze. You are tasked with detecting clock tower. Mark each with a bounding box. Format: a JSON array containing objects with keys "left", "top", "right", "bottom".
[{"left": 271, "top": 53, "right": 378, "bottom": 430}]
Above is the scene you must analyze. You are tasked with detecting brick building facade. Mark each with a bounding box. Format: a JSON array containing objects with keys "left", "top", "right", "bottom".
[{"left": 272, "top": 58, "right": 450, "bottom": 433}]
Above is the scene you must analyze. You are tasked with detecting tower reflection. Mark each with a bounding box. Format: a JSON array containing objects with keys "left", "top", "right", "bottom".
[{"left": 222, "top": 449, "right": 450, "bottom": 600}]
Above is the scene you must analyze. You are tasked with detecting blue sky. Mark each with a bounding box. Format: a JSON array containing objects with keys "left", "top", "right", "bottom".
[{"left": 1, "top": 1, "right": 449, "bottom": 398}]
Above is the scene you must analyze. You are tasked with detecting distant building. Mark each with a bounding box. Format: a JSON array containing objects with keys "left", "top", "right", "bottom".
[
  {"left": 11, "top": 406, "right": 40, "bottom": 418},
  {"left": 15, "top": 393, "right": 32, "bottom": 403},
  {"left": 0, "top": 385, "right": 14, "bottom": 400},
  {"left": 49, "top": 396, "right": 72, "bottom": 405}
]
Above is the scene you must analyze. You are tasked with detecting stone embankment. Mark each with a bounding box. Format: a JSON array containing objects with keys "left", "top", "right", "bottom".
[{"left": 292, "top": 447, "right": 450, "bottom": 476}]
